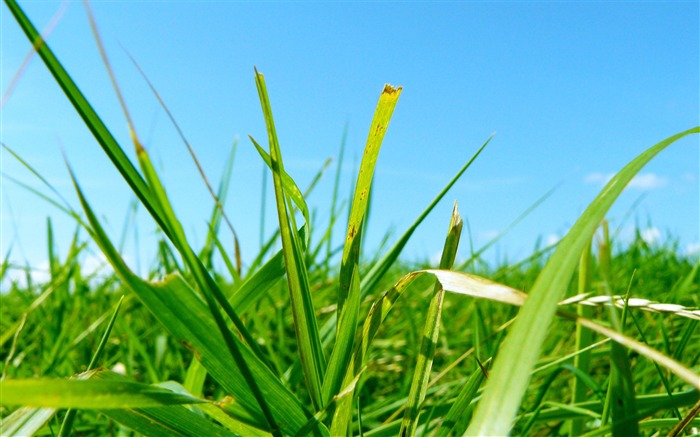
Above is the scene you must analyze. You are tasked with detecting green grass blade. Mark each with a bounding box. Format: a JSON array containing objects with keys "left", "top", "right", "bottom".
[
  {"left": 0, "top": 407, "right": 57, "bottom": 437},
  {"left": 1, "top": 378, "right": 205, "bottom": 409},
  {"left": 361, "top": 134, "right": 491, "bottom": 297},
  {"left": 125, "top": 53, "right": 243, "bottom": 275},
  {"left": 400, "top": 202, "right": 463, "bottom": 437},
  {"left": 101, "top": 406, "right": 235, "bottom": 437},
  {"left": 250, "top": 136, "right": 311, "bottom": 232},
  {"left": 59, "top": 296, "right": 125, "bottom": 437},
  {"left": 434, "top": 365, "right": 487, "bottom": 437},
  {"left": 338, "top": 84, "right": 402, "bottom": 315},
  {"left": 254, "top": 68, "right": 326, "bottom": 410},
  {"left": 466, "top": 126, "right": 699, "bottom": 436},
  {"left": 96, "top": 378, "right": 237, "bottom": 437},
  {"left": 323, "top": 84, "right": 402, "bottom": 409},
  {"left": 68, "top": 169, "right": 321, "bottom": 436},
  {"left": 3, "top": 0, "right": 166, "bottom": 233}
]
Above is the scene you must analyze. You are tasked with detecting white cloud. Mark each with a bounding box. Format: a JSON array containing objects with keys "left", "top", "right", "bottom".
[
  {"left": 627, "top": 173, "right": 668, "bottom": 190},
  {"left": 583, "top": 172, "right": 613, "bottom": 185},
  {"left": 2, "top": 261, "right": 50, "bottom": 290},
  {"left": 640, "top": 227, "right": 661, "bottom": 245},
  {"left": 685, "top": 242, "right": 700, "bottom": 257},
  {"left": 480, "top": 229, "right": 500, "bottom": 240},
  {"left": 584, "top": 172, "right": 667, "bottom": 190},
  {"left": 545, "top": 234, "right": 561, "bottom": 246}
]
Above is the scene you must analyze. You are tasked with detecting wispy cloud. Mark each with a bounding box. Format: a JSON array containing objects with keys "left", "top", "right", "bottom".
[
  {"left": 640, "top": 227, "right": 662, "bottom": 245},
  {"left": 583, "top": 172, "right": 613, "bottom": 185},
  {"left": 627, "top": 173, "right": 668, "bottom": 189},
  {"left": 480, "top": 229, "right": 501, "bottom": 240},
  {"left": 545, "top": 234, "right": 561, "bottom": 246},
  {"left": 685, "top": 242, "right": 700, "bottom": 257},
  {"left": 583, "top": 172, "right": 668, "bottom": 190}
]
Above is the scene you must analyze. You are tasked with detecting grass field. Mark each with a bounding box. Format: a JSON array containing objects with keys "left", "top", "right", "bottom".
[{"left": 2, "top": 1, "right": 699, "bottom": 436}]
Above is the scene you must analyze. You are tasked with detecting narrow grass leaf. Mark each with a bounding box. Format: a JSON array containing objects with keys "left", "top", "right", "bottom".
[
  {"left": 466, "top": 126, "right": 699, "bottom": 436},
  {"left": 324, "top": 84, "right": 402, "bottom": 409},
  {"left": 59, "top": 296, "right": 125, "bottom": 437},
  {"left": 400, "top": 202, "right": 463, "bottom": 437},
  {"left": 68, "top": 171, "right": 322, "bottom": 436},
  {"left": 362, "top": 134, "right": 491, "bottom": 299},
  {"left": 338, "top": 84, "right": 401, "bottom": 314},
  {"left": 434, "top": 366, "right": 487, "bottom": 437},
  {"left": 3, "top": 0, "right": 167, "bottom": 233},
  {"left": 1, "top": 378, "right": 205, "bottom": 409},
  {"left": 571, "top": 243, "right": 595, "bottom": 436},
  {"left": 250, "top": 136, "right": 310, "bottom": 231},
  {"left": 254, "top": 69, "right": 326, "bottom": 411}
]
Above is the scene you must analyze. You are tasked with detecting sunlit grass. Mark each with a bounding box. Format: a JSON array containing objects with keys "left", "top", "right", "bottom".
[{"left": 2, "top": 1, "right": 699, "bottom": 436}]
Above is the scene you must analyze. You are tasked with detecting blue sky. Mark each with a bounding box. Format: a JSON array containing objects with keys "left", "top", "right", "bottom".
[{"left": 2, "top": 1, "right": 698, "bottom": 283}]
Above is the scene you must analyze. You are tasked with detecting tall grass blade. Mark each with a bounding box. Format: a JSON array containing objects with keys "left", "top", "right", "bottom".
[
  {"left": 325, "top": 85, "right": 403, "bottom": 408},
  {"left": 254, "top": 68, "right": 326, "bottom": 411},
  {"left": 59, "top": 296, "right": 125, "bottom": 437},
  {"left": 250, "top": 137, "right": 311, "bottom": 232},
  {"left": 361, "top": 134, "right": 490, "bottom": 297},
  {"left": 466, "top": 126, "right": 699, "bottom": 436},
  {"left": 3, "top": 0, "right": 167, "bottom": 233},
  {"left": 68, "top": 169, "right": 322, "bottom": 436},
  {"left": 400, "top": 202, "right": 462, "bottom": 437},
  {"left": 1, "top": 377, "right": 205, "bottom": 409},
  {"left": 570, "top": 242, "right": 594, "bottom": 436},
  {"left": 434, "top": 365, "right": 487, "bottom": 437},
  {"left": 338, "top": 84, "right": 401, "bottom": 314}
]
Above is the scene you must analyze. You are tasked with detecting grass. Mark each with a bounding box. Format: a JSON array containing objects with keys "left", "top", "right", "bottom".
[{"left": 2, "top": 1, "right": 699, "bottom": 435}]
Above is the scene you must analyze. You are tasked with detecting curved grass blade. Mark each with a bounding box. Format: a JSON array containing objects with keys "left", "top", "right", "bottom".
[
  {"left": 3, "top": 0, "right": 167, "bottom": 233},
  {"left": 68, "top": 168, "right": 322, "bottom": 436},
  {"left": 323, "top": 84, "right": 402, "bottom": 409},
  {"left": 329, "top": 266, "right": 700, "bottom": 434},
  {"left": 254, "top": 68, "right": 325, "bottom": 410},
  {"left": 124, "top": 51, "right": 243, "bottom": 274},
  {"left": 400, "top": 202, "right": 462, "bottom": 437},
  {"left": 250, "top": 136, "right": 310, "bottom": 232},
  {"left": 0, "top": 407, "right": 57, "bottom": 437},
  {"left": 466, "top": 126, "right": 699, "bottom": 436},
  {"left": 59, "top": 296, "right": 125, "bottom": 437},
  {"left": 361, "top": 133, "right": 490, "bottom": 298}
]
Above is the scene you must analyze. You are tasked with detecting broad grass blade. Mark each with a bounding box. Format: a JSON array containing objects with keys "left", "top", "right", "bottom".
[
  {"left": 324, "top": 84, "right": 402, "bottom": 409},
  {"left": 254, "top": 69, "right": 326, "bottom": 411},
  {"left": 0, "top": 407, "right": 57, "bottom": 437},
  {"left": 102, "top": 407, "right": 235, "bottom": 437},
  {"left": 1, "top": 378, "right": 204, "bottom": 409},
  {"left": 69, "top": 172, "right": 323, "bottom": 436},
  {"left": 400, "top": 202, "right": 463, "bottom": 437},
  {"left": 466, "top": 127, "right": 699, "bottom": 436},
  {"left": 329, "top": 266, "right": 700, "bottom": 434}
]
